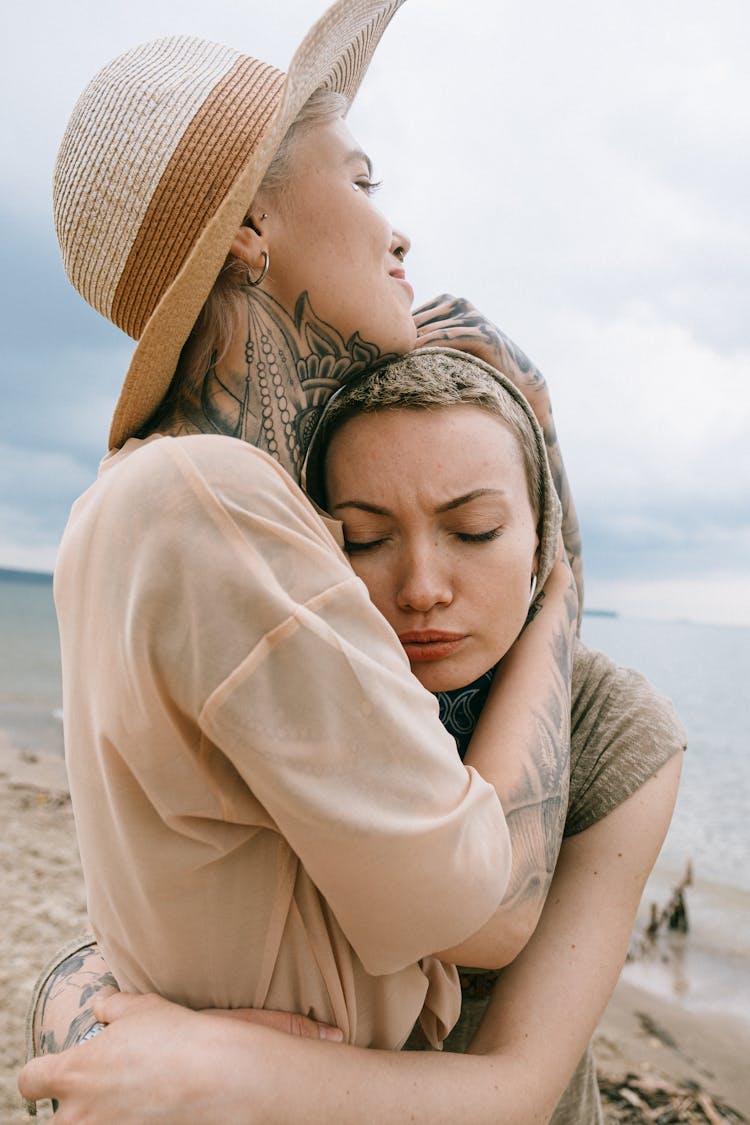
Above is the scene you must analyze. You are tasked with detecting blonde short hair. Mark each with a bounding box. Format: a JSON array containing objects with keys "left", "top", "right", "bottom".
[{"left": 305, "top": 350, "right": 543, "bottom": 520}]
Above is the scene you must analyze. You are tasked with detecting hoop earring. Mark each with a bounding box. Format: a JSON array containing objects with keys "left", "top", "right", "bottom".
[
  {"left": 529, "top": 574, "right": 538, "bottom": 604},
  {"left": 247, "top": 250, "right": 269, "bottom": 287}
]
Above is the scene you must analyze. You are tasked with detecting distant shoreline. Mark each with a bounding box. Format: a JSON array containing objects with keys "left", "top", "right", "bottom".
[{"left": 0, "top": 567, "right": 53, "bottom": 585}]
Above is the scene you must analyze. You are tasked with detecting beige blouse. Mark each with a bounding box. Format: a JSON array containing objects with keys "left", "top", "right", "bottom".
[{"left": 55, "top": 434, "right": 512, "bottom": 1048}]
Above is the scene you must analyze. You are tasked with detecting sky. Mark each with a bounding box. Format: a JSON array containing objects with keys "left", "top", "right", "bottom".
[{"left": 1, "top": 0, "right": 748, "bottom": 625}]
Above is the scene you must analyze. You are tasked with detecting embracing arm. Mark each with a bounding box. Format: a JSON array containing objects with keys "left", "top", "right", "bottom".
[
  {"left": 467, "top": 753, "right": 682, "bottom": 1084},
  {"left": 19, "top": 753, "right": 680, "bottom": 1124},
  {"left": 28, "top": 558, "right": 576, "bottom": 1053},
  {"left": 437, "top": 552, "right": 577, "bottom": 968},
  {"left": 414, "top": 295, "right": 584, "bottom": 617}
]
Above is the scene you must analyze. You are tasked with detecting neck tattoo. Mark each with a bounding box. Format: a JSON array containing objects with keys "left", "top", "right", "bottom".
[{"left": 167, "top": 290, "right": 400, "bottom": 480}]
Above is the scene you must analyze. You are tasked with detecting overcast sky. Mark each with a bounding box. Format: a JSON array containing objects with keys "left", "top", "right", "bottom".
[{"left": 1, "top": 0, "right": 748, "bottom": 625}]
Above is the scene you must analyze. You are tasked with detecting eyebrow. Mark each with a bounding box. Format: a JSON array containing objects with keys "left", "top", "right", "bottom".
[
  {"left": 435, "top": 488, "right": 508, "bottom": 514},
  {"left": 346, "top": 148, "right": 373, "bottom": 178},
  {"left": 330, "top": 489, "right": 508, "bottom": 516}
]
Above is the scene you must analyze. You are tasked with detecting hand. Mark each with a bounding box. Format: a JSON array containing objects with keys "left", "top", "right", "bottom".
[
  {"left": 413, "top": 295, "right": 550, "bottom": 415},
  {"left": 19, "top": 992, "right": 343, "bottom": 1124},
  {"left": 203, "top": 1003, "right": 343, "bottom": 1041}
]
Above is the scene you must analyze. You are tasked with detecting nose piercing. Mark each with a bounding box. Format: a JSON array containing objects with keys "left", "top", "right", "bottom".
[{"left": 394, "top": 245, "right": 405, "bottom": 261}]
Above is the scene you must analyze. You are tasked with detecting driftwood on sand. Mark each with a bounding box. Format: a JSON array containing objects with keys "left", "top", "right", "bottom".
[
  {"left": 598, "top": 1071, "right": 747, "bottom": 1123},
  {"left": 628, "top": 862, "right": 693, "bottom": 962},
  {"left": 599, "top": 863, "right": 748, "bottom": 1124}
]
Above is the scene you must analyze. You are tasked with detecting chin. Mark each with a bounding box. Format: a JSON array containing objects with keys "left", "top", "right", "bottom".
[{"left": 411, "top": 661, "right": 490, "bottom": 695}]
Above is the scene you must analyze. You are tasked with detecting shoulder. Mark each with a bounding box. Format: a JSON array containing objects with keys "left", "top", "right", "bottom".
[
  {"left": 567, "top": 639, "right": 686, "bottom": 836},
  {"left": 102, "top": 434, "right": 300, "bottom": 508},
  {"left": 110, "top": 433, "right": 278, "bottom": 478}
]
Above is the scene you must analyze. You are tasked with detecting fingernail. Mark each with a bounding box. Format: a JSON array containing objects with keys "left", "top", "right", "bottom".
[{"left": 319, "top": 1025, "right": 344, "bottom": 1042}]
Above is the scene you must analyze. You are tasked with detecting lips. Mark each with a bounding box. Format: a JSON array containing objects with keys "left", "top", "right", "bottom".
[
  {"left": 397, "top": 630, "right": 465, "bottom": 662},
  {"left": 389, "top": 268, "right": 414, "bottom": 302}
]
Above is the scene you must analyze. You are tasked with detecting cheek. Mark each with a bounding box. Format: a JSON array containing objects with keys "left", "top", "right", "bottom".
[
  {"left": 479, "top": 545, "right": 535, "bottom": 627},
  {"left": 351, "top": 559, "right": 397, "bottom": 621}
]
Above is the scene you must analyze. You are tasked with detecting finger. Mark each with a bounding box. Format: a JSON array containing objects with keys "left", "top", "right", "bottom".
[
  {"left": 93, "top": 989, "right": 161, "bottom": 1024},
  {"left": 414, "top": 324, "right": 460, "bottom": 344},
  {"left": 205, "top": 1007, "right": 344, "bottom": 1042},
  {"left": 412, "top": 293, "right": 453, "bottom": 313},
  {"left": 91, "top": 982, "right": 119, "bottom": 1006},
  {"left": 413, "top": 307, "right": 453, "bottom": 331},
  {"left": 18, "top": 1053, "right": 61, "bottom": 1103},
  {"left": 286, "top": 1010, "right": 344, "bottom": 1041},
  {"left": 415, "top": 328, "right": 485, "bottom": 357},
  {"left": 412, "top": 294, "right": 456, "bottom": 324}
]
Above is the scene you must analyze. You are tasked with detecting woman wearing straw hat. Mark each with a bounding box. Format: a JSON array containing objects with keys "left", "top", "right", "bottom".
[
  {"left": 25, "top": 0, "right": 571, "bottom": 1074},
  {"left": 19, "top": 1, "right": 679, "bottom": 1120}
]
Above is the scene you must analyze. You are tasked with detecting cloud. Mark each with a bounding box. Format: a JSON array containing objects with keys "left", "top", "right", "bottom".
[
  {"left": 0, "top": 0, "right": 747, "bottom": 622},
  {"left": 0, "top": 208, "right": 129, "bottom": 564}
]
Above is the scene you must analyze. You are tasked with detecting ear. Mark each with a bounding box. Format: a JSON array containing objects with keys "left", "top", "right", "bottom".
[{"left": 229, "top": 212, "right": 268, "bottom": 270}]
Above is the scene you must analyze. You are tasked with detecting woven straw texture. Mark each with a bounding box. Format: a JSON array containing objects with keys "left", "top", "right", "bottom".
[{"left": 52, "top": 0, "right": 406, "bottom": 448}]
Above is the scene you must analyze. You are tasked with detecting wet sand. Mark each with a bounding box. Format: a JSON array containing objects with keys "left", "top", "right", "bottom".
[{"left": 1, "top": 738, "right": 748, "bottom": 1123}]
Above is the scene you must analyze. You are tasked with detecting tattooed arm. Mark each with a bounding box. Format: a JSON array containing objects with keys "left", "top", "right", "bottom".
[
  {"left": 28, "top": 940, "right": 339, "bottom": 1066},
  {"left": 31, "top": 940, "right": 118, "bottom": 1057},
  {"left": 414, "top": 295, "right": 584, "bottom": 621},
  {"left": 436, "top": 554, "right": 577, "bottom": 969}
]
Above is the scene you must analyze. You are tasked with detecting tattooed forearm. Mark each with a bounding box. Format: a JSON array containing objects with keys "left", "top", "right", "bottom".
[
  {"left": 149, "top": 289, "right": 400, "bottom": 481},
  {"left": 33, "top": 941, "right": 119, "bottom": 1056},
  {"left": 497, "top": 623, "right": 573, "bottom": 912},
  {"left": 465, "top": 560, "right": 577, "bottom": 957}
]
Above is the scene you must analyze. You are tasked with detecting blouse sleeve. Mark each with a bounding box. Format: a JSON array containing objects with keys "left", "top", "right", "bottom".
[{"left": 153, "top": 437, "right": 512, "bottom": 975}]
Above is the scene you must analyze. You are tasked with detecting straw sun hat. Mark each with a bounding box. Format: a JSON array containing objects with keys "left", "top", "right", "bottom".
[{"left": 53, "top": 0, "right": 406, "bottom": 449}]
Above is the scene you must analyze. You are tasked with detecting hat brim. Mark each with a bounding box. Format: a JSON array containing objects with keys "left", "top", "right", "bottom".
[{"left": 108, "top": 0, "right": 405, "bottom": 449}]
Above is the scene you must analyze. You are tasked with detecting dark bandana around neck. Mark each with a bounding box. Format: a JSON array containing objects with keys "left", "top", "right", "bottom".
[{"left": 435, "top": 667, "right": 496, "bottom": 760}]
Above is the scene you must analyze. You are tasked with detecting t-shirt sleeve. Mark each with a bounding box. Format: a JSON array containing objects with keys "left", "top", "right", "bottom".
[
  {"left": 567, "top": 640, "right": 687, "bottom": 837},
  {"left": 151, "top": 438, "right": 512, "bottom": 975}
]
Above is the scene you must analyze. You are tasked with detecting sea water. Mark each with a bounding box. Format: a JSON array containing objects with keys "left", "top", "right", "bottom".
[
  {"left": 581, "top": 614, "right": 750, "bottom": 1024},
  {"left": 2, "top": 572, "right": 748, "bottom": 1014},
  {"left": 0, "top": 572, "right": 63, "bottom": 757}
]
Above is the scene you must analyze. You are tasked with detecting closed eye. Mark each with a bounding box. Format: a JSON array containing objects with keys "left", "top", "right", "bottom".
[
  {"left": 455, "top": 528, "right": 503, "bottom": 543},
  {"left": 355, "top": 177, "right": 383, "bottom": 196},
  {"left": 343, "top": 537, "right": 388, "bottom": 553}
]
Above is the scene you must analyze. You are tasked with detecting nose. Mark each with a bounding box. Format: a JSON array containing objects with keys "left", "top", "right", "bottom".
[
  {"left": 390, "top": 227, "right": 411, "bottom": 262},
  {"left": 396, "top": 542, "right": 452, "bottom": 613}
]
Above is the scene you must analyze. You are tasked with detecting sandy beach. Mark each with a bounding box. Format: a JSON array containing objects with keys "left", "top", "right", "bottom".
[{"left": 1, "top": 737, "right": 748, "bottom": 1124}]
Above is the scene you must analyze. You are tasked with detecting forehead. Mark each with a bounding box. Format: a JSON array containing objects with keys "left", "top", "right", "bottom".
[
  {"left": 288, "top": 115, "right": 368, "bottom": 172},
  {"left": 328, "top": 404, "right": 527, "bottom": 482}
]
